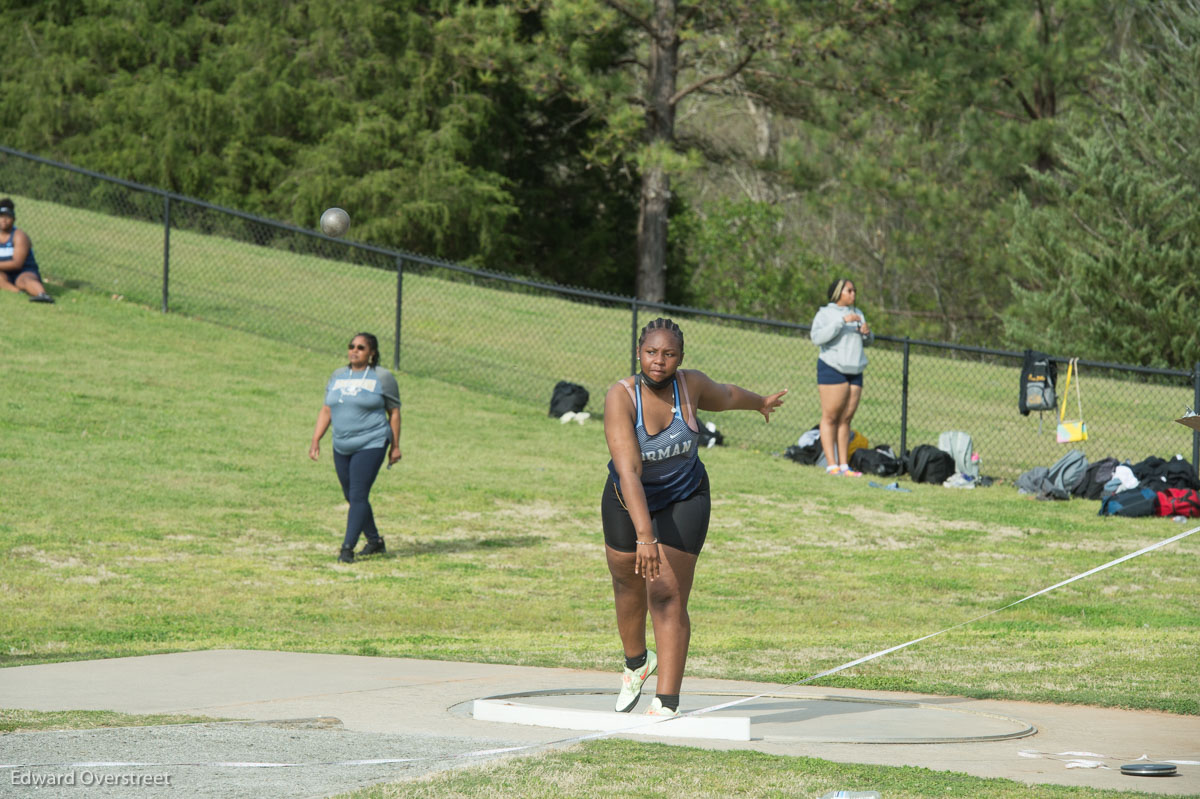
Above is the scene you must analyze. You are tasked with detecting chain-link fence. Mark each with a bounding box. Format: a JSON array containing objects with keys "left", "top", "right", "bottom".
[{"left": 4, "top": 144, "right": 1198, "bottom": 479}]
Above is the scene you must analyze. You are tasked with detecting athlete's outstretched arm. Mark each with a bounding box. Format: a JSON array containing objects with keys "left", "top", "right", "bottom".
[{"left": 690, "top": 371, "right": 786, "bottom": 423}]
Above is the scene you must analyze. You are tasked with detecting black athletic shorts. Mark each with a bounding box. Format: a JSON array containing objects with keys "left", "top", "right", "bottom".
[{"left": 601, "top": 473, "right": 710, "bottom": 555}]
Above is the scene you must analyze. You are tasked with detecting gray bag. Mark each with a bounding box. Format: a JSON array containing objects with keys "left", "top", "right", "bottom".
[
  {"left": 1017, "top": 466, "right": 1050, "bottom": 496},
  {"left": 937, "top": 431, "right": 978, "bottom": 478},
  {"left": 1016, "top": 450, "right": 1088, "bottom": 500},
  {"left": 1047, "top": 449, "right": 1088, "bottom": 498}
]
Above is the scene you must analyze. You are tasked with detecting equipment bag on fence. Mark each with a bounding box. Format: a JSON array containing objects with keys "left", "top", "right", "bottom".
[
  {"left": 1099, "top": 486, "right": 1157, "bottom": 517},
  {"left": 549, "top": 381, "right": 589, "bottom": 417},
  {"left": 1019, "top": 350, "right": 1058, "bottom": 415},
  {"left": 1056, "top": 358, "right": 1088, "bottom": 443},
  {"left": 904, "top": 445, "right": 956, "bottom": 484},
  {"left": 1154, "top": 487, "right": 1200, "bottom": 517}
]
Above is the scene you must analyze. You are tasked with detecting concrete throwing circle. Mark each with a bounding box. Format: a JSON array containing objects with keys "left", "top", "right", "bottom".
[{"left": 456, "top": 689, "right": 1036, "bottom": 744}]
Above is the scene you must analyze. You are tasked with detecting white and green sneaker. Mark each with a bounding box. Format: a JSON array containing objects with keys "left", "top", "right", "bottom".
[
  {"left": 614, "top": 650, "right": 657, "bottom": 713},
  {"left": 645, "top": 696, "right": 680, "bottom": 718}
]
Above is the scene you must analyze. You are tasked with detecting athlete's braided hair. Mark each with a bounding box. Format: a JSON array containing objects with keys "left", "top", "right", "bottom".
[{"left": 637, "top": 317, "right": 684, "bottom": 353}]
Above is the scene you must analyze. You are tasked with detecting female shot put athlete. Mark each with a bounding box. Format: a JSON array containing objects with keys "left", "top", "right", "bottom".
[{"left": 602, "top": 318, "right": 786, "bottom": 716}]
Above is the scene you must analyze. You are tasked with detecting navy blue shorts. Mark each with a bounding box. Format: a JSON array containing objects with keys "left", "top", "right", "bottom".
[
  {"left": 817, "top": 359, "right": 863, "bottom": 386},
  {"left": 1, "top": 265, "right": 41, "bottom": 285}
]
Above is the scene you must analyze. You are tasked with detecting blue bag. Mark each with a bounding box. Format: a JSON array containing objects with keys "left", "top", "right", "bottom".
[{"left": 1098, "top": 486, "right": 1156, "bottom": 517}]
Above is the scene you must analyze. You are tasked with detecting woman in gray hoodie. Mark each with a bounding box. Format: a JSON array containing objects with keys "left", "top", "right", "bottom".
[{"left": 810, "top": 278, "right": 873, "bottom": 475}]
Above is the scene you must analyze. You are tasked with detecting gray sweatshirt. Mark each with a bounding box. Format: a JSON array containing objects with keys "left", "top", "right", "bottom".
[{"left": 810, "top": 303, "right": 873, "bottom": 374}]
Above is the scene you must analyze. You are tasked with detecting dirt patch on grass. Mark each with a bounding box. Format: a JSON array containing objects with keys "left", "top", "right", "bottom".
[
  {"left": 852, "top": 507, "right": 930, "bottom": 534},
  {"left": 67, "top": 565, "right": 122, "bottom": 584},
  {"left": 941, "top": 519, "right": 1030, "bottom": 540},
  {"left": 493, "top": 499, "right": 563, "bottom": 523},
  {"left": 11, "top": 547, "right": 87, "bottom": 569}
]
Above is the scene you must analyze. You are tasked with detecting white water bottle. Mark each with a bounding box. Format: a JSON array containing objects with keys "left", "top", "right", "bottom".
[{"left": 818, "top": 792, "right": 881, "bottom": 799}]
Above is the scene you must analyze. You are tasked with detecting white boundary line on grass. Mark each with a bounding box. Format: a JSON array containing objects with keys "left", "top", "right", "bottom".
[{"left": 2, "top": 524, "right": 1197, "bottom": 772}]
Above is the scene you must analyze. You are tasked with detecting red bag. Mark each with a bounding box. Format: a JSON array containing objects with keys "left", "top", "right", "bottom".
[{"left": 1154, "top": 487, "right": 1200, "bottom": 517}]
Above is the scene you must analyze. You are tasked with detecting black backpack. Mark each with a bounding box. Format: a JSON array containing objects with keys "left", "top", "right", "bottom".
[
  {"left": 785, "top": 425, "right": 822, "bottom": 465},
  {"left": 1019, "top": 350, "right": 1058, "bottom": 415},
  {"left": 904, "top": 444, "right": 956, "bottom": 484},
  {"left": 784, "top": 442, "right": 822, "bottom": 465},
  {"left": 1163, "top": 457, "right": 1200, "bottom": 491},
  {"left": 1131, "top": 456, "right": 1168, "bottom": 484},
  {"left": 1072, "top": 457, "right": 1119, "bottom": 500},
  {"left": 548, "top": 381, "right": 589, "bottom": 417},
  {"left": 850, "top": 445, "right": 902, "bottom": 477},
  {"left": 696, "top": 416, "right": 724, "bottom": 448}
]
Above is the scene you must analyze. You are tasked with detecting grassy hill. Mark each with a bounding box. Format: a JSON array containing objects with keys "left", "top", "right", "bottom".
[
  {"left": 2, "top": 285, "right": 1197, "bottom": 799},
  {"left": 1, "top": 289, "right": 1196, "bottom": 718},
  {"left": 13, "top": 190, "right": 1197, "bottom": 481}
]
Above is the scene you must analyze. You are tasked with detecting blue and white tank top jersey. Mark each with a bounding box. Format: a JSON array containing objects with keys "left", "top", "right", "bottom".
[
  {"left": 0, "top": 229, "right": 38, "bottom": 270},
  {"left": 608, "top": 372, "right": 706, "bottom": 512}
]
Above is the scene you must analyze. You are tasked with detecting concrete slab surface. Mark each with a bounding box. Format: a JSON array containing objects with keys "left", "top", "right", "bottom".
[
  {"left": 1, "top": 650, "right": 1197, "bottom": 796},
  {"left": 461, "top": 688, "right": 1034, "bottom": 744}
]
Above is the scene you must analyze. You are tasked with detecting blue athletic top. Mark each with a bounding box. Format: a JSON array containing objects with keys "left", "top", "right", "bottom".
[
  {"left": 607, "top": 374, "right": 706, "bottom": 512},
  {"left": 0, "top": 229, "right": 38, "bottom": 271}
]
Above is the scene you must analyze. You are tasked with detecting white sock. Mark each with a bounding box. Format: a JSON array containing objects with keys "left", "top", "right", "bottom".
[{"left": 839, "top": 464, "right": 850, "bottom": 471}]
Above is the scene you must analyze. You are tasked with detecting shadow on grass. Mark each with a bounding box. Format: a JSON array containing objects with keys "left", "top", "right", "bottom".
[{"left": 386, "top": 534, "right": 543, "bottom": 556}]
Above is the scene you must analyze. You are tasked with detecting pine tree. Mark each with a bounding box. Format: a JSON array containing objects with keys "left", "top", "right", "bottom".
[{"left": 1005, "top": 0, "right": 1200, "bottom": 368}]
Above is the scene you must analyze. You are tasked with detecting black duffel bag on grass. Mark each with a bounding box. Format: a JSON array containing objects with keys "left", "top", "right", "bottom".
[
  {"left": 904, "top": 444, "right": 955, "bottom": 484},
  {"left": 850, "top": 445, "right": 902, "bottom": 477},
  {"left": 549, "top": 381, "right": 589, "bottom": 417}
]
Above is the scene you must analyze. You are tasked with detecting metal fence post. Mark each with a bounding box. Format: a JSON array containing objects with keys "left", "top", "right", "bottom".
[
  {"left": 630, "top": 299, "right": 639, "bottom": 377},
  {"left": 900, "top": 337, "right": 911, "bottom": 458},
  {"left": 161, "top": 195, "right": 171, "bottom": 313},
  {"left": 1193, "top": 362, "right": 1200, "bottom": 475},
  {"left": 394, "top": 256, "right": 404, "bottom": 371}
]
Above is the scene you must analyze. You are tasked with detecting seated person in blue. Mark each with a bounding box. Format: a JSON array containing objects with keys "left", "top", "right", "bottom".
[{"left": 0, "top": 199, "right": 53, "bottom": 303}]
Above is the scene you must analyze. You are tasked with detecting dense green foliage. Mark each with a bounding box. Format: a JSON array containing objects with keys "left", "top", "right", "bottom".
[
  {"left": 3, "top": 0, "right": 1199, "bottom": 362},
  {"left": 1005, "top": 0, "right": 1200, "bottom": 367},
  {"left": 4, "top": 0, "right": 638, "bottom": 284}
]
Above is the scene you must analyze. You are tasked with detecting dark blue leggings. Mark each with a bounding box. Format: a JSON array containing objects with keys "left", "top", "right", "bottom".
[{"left": 333, "top": 446, "right": 387, "bottom": 549}]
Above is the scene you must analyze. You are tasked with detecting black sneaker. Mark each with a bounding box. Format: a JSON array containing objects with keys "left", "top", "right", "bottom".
[
  {"left": 338, "top": 547, "right": 355, "bottom": 563},
  {"left": 30, "top": 293, "right": 54, "bottom": 303},
  {"left": 359, "top": 537, "right": 386, "bottom": 556}
]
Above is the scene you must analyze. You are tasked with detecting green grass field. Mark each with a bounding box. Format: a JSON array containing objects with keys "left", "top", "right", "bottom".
[
  {"left": 12, "top": 190, "right": 1198, "bottom": 478},
  {"left": 2, "top": 288, "right": 1198, "bottom": 798},
  {"left": 348, "top": 740, "right": 1193, "bottom": 799}
]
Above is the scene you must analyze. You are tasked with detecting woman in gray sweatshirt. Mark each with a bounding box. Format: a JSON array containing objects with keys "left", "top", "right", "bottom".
[{"left": 810, "top": 278, "right": 873, "bottom": 475}]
